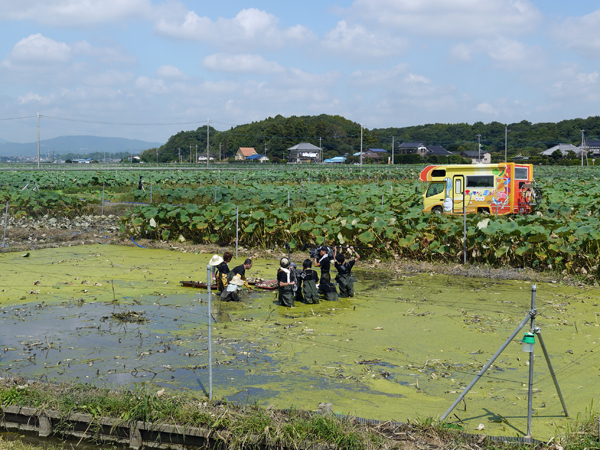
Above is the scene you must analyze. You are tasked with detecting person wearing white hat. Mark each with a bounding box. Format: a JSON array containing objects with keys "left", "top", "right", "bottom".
[
  {"left": 277, "top": 257, "right": 296, "bottom": 307},
  {"left": 213, "top": 252, "right": 232, "bottom": 292},
  {"left": 221, "top": 274, "right": 244, "bottom": 302}
]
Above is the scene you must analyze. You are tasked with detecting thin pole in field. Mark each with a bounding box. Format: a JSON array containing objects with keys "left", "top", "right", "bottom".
[
  {"left": 206, "top": 264, "right": 213, "bottom": 399},
  {"left": 235, "top": 206, "right": 239, "bottom": 259},
  {"left": 1, "top": 201, "right": 8, "bottom": 248},
  {"left": 463, "top": 190, "right": 467, "bottom": 265}
]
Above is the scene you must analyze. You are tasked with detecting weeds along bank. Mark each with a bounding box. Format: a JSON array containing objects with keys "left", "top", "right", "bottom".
[
  {"left": 5, "top": 379, "right": 595, "bottom": 450},
  {"left": 1, "top": 165, "right": 600, "bottom": 279}
]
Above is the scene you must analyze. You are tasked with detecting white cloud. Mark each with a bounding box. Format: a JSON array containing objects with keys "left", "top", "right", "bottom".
[
  {"left": 202, "top": 54, "right": 284, "bottom": 75},
  {"left": 551, "top": 9, "right": 600, "bottom": 57},
  {"left": 83, "top": 70, "right": 134, "bottom": 87},
  {"left": 1, "top": 34, "right": 71, "bottom": 68},
  {"left": 72, "top": 41, "right": 137, "bottom": 66},
  {"left": 449, "top": 37, "right": 544, "bottom": 71},
  {"left": 549, "top": 65, "right": 600, "bottom": 103},
  {"left": 134, "top": 76, "right": 168, "bottom": 94},
  {"left": 348, "top": 64, "right": 432, "bottom": 91},
  {"left": 0, "top": 0, "right": 154, "bottom": 26},
  {"left": 322, "top": 20, "right": 409, "bottom": 59},
  {"left": 16, "top": 92, "right": 45, "bottom": 105},
  {"left": 153, "top": 8, "right": 315, "bottom": 50},
  {"left": 156, "top": 65, "right": 189, "bottom": 80},
  {"left": 476, "top": 102, "right": 499, "bottom": 115},
  {"left": 349, "top": 0, "right": 542, "bottom": 39}
]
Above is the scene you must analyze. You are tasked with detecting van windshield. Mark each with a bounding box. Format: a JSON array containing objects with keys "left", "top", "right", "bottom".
[{"left": 426, "top": 183, "right": 444, "bottom": 198}]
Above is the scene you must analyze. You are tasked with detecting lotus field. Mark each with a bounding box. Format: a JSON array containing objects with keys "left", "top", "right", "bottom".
[{"left": 1, "top": 165, "right": 599, "bottom": 278}]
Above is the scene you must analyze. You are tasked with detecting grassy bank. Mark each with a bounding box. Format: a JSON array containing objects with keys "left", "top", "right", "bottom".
[{"left": 1, "top": 378, "right": 598, "bottom": 449}]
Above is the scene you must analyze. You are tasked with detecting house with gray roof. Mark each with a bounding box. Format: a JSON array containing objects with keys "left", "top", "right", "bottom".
[
  {"left": 580, "top": 139, "right": 600, "bottom": 156},
  {"left": 540, "top": 143, "right": 585, "bottom": 157},
  {"left": 287, "top": 142, "right": 322, "bottom": 164},
  {"left": 398, "top": 142, "right": 452, "bottom": 157}
]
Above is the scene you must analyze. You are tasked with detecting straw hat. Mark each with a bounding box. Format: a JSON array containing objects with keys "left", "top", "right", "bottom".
[
  {"left": 209, "top": 254, "right": 224, "bottom": 266},
  {"left": 229, "top": 275, "right": 245, "bottom": 286}
]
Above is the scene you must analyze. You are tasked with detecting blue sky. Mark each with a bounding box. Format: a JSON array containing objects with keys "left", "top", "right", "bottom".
[{"left": 1, "top": 0, "right": 599, "bottom": 144}]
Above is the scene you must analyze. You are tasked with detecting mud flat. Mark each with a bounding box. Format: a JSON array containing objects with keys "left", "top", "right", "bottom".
[{"left": 1, "top": 244, "right": 599, "bottom": 440}]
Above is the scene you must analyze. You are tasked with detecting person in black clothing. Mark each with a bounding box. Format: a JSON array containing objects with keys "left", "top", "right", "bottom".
[
  {"left": 334, "top": 246, "right": 360, "bottom": 298},
  {"left": 300, "top": 259, "right": 319, "bottom": 304},
  {"left": 138, "top": 175, "right": 145, "bottom": 191},
  {"left": 277, "top": 257, "right": 296, "bottom": 307},
  {"left": 314, "top": 247, "right": 337, "bottom": 301},
  {"left": 230, "top": 258, "right": 253, "bottom": 291},
  {"left": 215, "top": 252, "right": 233, "bottom": 292},
  {"left": 290, "top": 262, "right": 303, "bottom": 303}
]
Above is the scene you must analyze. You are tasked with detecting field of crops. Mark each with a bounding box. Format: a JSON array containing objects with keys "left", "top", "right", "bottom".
[{"left": 1, "top": 164, "right": 599, "bottom": 278}]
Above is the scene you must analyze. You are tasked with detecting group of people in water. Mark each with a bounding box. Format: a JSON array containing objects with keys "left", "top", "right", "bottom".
[{"left": 208, "top": 246, "right": 360, "bottom": 307}]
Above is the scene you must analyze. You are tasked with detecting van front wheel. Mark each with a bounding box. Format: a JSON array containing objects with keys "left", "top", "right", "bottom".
[{"left": 432, "top": 206, "right": 443, "bottom": 214}]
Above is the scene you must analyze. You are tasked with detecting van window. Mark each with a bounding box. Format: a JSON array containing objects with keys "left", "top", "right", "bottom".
[
  {"left": 466, "top": 175, "right": 494, "bottom": 188},
  {"left": 515, "top": 167, "right": 528, "bottom": 180},
  {"left": 431, "top": 169, "right": 446, "bottom": 177},
  {"left": 455, "top": 179, "right": 462, "bottom": 194},
  {"left": 426, "top": 183, "right": 444, "bottom": 198}
]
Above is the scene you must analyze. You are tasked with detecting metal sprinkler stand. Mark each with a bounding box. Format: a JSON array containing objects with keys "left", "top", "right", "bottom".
[{"left": 440, "top": 284, "right": 568, "bottom": 438}]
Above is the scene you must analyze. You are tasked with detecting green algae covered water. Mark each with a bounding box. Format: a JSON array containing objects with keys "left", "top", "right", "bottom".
[{"left": 1, "top": 244, "right": 599, "bottom": 440}]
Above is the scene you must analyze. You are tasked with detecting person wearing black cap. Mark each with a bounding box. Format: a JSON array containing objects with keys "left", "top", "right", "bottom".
[
  {"left": 277, "top": 257, "right": 296, "bottom": 307},
  {"left": 314, "top": 247, "right": 337, "bottom": 301},
  {"left": 301, "top": 259, "right": 319, "bottom": 304},
  {"left": 334, "top": 246, "right": 360, "bottom": 297}
]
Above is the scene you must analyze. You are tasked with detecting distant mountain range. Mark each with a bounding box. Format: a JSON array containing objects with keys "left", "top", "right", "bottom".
[{"left": 0, "top": 135, "right": 163, "bottom": 157}]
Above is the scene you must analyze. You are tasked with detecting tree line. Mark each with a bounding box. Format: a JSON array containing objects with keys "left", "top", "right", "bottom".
[{"left": 140, "top": 114, "right": 600, "bottom": 164}]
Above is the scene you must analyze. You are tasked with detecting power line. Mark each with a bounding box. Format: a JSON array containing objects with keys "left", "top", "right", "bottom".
[{"left": 0, "top": 116, "right": 37, "bottom": 121}]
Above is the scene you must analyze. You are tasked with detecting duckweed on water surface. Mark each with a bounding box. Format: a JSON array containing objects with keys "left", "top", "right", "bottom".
[{"left": 1, "top": 244, "right": 599, "bottom": 440}]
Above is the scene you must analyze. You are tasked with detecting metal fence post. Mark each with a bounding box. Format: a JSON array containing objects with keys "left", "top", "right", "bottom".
[
  {"left": 1, "top": 201, "right": 8, "bottom": 248},
  {"left": 101, "top": 183, "right": 105, "bottom": 216},
  {"left": 235, "top": 206, "right": 239, "bottom": 259},
  {"left": 206, "top": 264, "right": 213, "bottom": 399}
]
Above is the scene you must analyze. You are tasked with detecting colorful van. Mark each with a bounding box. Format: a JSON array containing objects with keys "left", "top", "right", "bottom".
[{"left": 419, "top": 163, "right": 538, "bottom": 215}]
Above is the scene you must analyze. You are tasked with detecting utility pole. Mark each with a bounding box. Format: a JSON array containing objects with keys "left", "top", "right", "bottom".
[
  {"left": 392, "top": 136, "right": 395, "bottom": 165},
  {"left": 37, "top": 112, "right": 42, "bottom": 169},
  {"left": 581, "top": 130, "right": 586, "bottom": 166},
  {"left": 195, "top": 144, "right": 198, "bottom": 164},
  {"left": 360, "top": 124, "right": 363, "bottom": 166},
  {"left": 178, "top": 147, "right": 181, "bottom": 164},
  {"left": 219, "top": 143, "right": 222, "bottom": 161},
  {"left": 156, "top": 147, "right": 158, "bottom": 165},
  {"left": 206, "top": 118, "right": 210, "bottom": 168},
  {"left": 505, "top": 125, "right": 509, "bottom": 163},
  {"left": 477, "top": 134, "right": 482, "bottom": 162},
  {"left": 318, "top": 137, "right": 323, "bottom": 163},
  {"left": 190, "top": 145, "right": 192, "bottom": 164}
]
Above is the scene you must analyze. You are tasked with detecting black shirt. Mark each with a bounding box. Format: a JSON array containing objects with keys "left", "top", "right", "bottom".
[
  {"left": 301, "top": 269, "right": 319, "bottom": 282},
  {"left": 231, "top": 264, "right": 246, "bottom": 277},
  {"left": 317, "top": 256, "right": 330, "bottom": 273},
  {"left": 277, "top": 269, "right": 291, "bottom": 285},
  {"left": 335, "top": 259, "right": 355, "bottom": 275},
  {"left": 216, "top": 262, "right": 230, "bottom": 275}
]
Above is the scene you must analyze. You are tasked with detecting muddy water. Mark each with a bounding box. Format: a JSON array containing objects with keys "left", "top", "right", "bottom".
[{"left": 1, "top": 245, "right": 599, "bottom": 439}]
